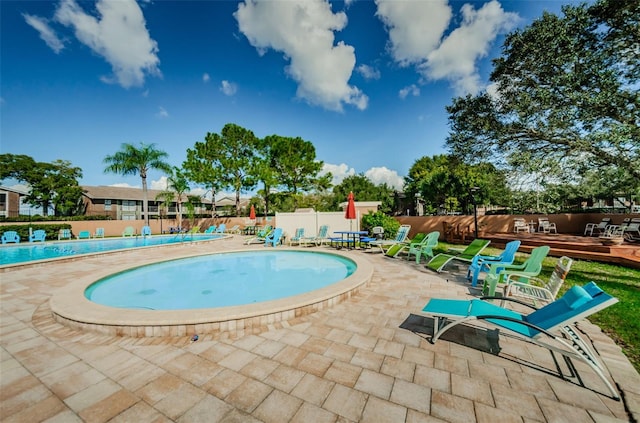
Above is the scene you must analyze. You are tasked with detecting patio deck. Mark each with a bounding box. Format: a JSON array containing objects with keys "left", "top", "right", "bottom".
[
  {"left": 480, "top": 232, "right": 640, "bottom": 269},
  {"left": 1, "top": 236, "right": 638, "bottom": 422}
]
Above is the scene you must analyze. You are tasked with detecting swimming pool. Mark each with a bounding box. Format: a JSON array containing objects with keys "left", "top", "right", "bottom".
[
  {"left": 0, "top": 234, "right": 223, "bottom": 266},
  {"left": 86, "top": 251, "right": 356, "bottom": 310},
  {"left": 50, "top": 248, "right": 373, "bottom": 337}
]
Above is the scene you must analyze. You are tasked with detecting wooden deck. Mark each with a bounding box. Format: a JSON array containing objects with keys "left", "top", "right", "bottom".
[{"left": 480, "top": 232, "right": 640, "bottom": 269}]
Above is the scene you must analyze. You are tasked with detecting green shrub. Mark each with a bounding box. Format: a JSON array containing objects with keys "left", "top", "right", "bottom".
[{"left": 361, "top": 211, "right": 400, "bottom": 239}]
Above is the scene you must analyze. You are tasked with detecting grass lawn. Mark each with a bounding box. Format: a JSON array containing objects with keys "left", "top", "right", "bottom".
[{"left": 435, "top": 244, "right": 640, "bottom": 373}]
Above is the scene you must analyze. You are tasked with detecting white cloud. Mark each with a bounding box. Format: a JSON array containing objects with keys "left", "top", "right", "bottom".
[
  {"left": 365, "top": 167, "right": 404, "bottom": 191},
  {"left": 375, "top": 0, "right": 451, "bottom": 66},
  {"left": 109, "top": 183, "right": 138, "bottom": 188},
  {"left": 321, "top": 163, "right": 355, "bottom": 186},
  {"left": 23, "top": 14, "right": 65, "bottom": 53},
  {"left": 357, "top": 64, "right": 380, "bottom": 80},
  {"left": 150, "top": 177, "right": 168, "bottom": 190},
  {"left": 321, "top": 163, "right": 404, "bottom": 191},
  {"left": 156, "top": 106, "right": 169, "bottom": 118},
  {"left": 376, "top": 0, "right": 518, "bottom": 95},
  {"left": 424, "top": 1, "right": 519, "bottom": 94},
  {"left": 220, "top": 80, "right": 238, "bottom": 96},
  {"left": 202, "top": 73, "right": 210, "bottom": 83},
  {"left": 399, "top": 84, "right": 420, "bottom": 99},
  {"left": 235, "top": 0, "right": 368, "bottom": 112},
  {"left": 54, "top": 0, "right": 161, "bottom": 88},
  {"left": 486, "top": 81, "right": 501, "bottom": 100}
]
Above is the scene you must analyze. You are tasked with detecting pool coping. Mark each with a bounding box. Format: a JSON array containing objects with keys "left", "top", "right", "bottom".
[{"left": 49, "top": 248, "right": 374, "bottom": 338}]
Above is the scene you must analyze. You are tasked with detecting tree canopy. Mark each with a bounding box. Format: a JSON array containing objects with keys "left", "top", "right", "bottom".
[
  {"left": 0, "top": 154, "right": 83, "bottom": 216},
  {"left": 404, "top": 155, "right": 509, "bottom": 215},
  {"left": 445, "top": 0, "right": 640, "bottom": 193},
  {"left": 213, "top": 123, "right": 258, "bottom": 216}
]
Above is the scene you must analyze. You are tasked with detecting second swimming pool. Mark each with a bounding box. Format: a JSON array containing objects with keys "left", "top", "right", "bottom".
[{"left": 85, "top": 250, "right": 356, "bottom": 310}]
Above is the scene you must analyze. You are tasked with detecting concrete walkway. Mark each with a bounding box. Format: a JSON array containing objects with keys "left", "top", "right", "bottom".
[{"left": 1, "top": 236, "right": 638, "bottom": 422}]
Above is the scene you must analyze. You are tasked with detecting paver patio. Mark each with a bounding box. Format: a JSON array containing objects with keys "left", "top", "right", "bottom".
[{"left": 1, "top": 236, "right": 638, "bottom": 422}]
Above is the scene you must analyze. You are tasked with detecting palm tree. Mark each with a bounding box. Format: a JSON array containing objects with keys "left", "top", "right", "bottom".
[
  {"left": 103, "top": 142, "right": 172, "bottom": 225},
  {"left": 156, "top": 168, "right": 190, "bottom": 230}
]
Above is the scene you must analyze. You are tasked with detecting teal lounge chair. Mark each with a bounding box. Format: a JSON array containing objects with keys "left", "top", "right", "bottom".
[
  {"left": 289, "top": 228, "right": 305, "bottom": 246},
  {"left": 77, "top": 230, "right": 91, "bottom": 239},
  {"left": 419, "top": 282, "right": 619, "bottom": 399},
  {"left": 204, "top": 225, "right": 217, "bottom": 234},
  {"left": 406, "top": 231, "right": 440, "bottom": 264},
  {"left": 482, "top": 245, "right": 550, "bottom": 296},
  {"left": 466, "top": 240, "right": 521, "bottom": 287},
  {"left": 141, "top": 226, "right": 152, "bottom": 237},
  {"left": 426, "top": 238, "right": 491, "bottom": 273},
  {"left": 264, "top": 228, "right": 283, "bottom": 247},
  {"left": 122, "top": 226, "right": 135, "bottom": 237},
  {"left": 58, "top": 229, "right": 72, "bottom": 240},
  {"left": 301, "top": 225, "right": 329, "bottom": 246},
  {"left": 29, "top": 229, "right": 46, "bottom": 243},
  {"left": 2, "top": 230, "right": 20, "bottom": 244}
]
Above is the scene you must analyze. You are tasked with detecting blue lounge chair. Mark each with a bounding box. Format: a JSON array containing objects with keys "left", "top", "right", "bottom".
[
  {"left": 122, "top": 226, "right": 135, "bottom": 237},
  {"left": 141, "top": 226, "right": 152, "bottom": 237},
  {"left": 215, "top": 224, "right": 226, "bottom": 234},
  {"left": 2, "top": 230, "right": 20, "bottom": 244},
  {"left": 466, "top": 240, "right": 521, "bottom": 287},
  {"left": 420, "top": 282, "right": 619, "bottom": 399},
  {"left": 93, "top": 227, "right": 105, "bottom": 238},
  {"left": 29, "top": 229, "right": 46, "bottom": 243},
  {"left": 77, "top": 230, "right": 91, "bottom": 239},
  {"left": 426, "top": 238, "right": 491, "bottom": 273},
  {"left": 264, "top": 227, "right": 283, "bottom": 247}
]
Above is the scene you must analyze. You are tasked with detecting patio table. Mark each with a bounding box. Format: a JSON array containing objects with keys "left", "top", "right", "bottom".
[{"left": 331, "top": 231, "right": 368, "bottom": 250}]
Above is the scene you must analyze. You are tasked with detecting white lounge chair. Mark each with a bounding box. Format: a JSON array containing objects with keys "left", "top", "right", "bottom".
[
  {"left": 368, "top": 225, "right": 411, "bottom": 253},
  {"left": 538, "top": 217, "right": 557, "bottom": 234},
  {"left": 584, "top": 217, "right": 611, "bottom": 236}
]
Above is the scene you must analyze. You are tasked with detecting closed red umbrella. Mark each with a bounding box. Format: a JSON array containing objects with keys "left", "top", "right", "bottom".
[
  {"left": 249, "top": 204, "right": 256, "bottom": 220},
  {"left": 345, "top": 192, "right": 356, "bottom": 230}
]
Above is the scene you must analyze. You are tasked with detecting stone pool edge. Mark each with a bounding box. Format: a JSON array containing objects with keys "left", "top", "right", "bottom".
[{"left": 49, "top": 248, "right": 374, "bottom": 338}]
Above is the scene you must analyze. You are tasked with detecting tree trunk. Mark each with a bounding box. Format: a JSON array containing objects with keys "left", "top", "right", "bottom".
[{"left": 142, "top": 177, "right": 149, "bottom": 225}]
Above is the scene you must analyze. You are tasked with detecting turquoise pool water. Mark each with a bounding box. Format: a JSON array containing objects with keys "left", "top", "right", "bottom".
[
  {"left": 0, "top": 234, "right": 222, "bottom": 266},
  {"left": 85, "top": 251, "right": 356, "bottom": 310}
]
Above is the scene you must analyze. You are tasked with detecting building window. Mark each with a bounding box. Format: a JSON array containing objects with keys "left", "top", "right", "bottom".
[
  {"left": 104, "top": 199, "right": 111, "bottom": 211},
  {"left": 122, "top": 200, "right": 136, "bottom": 211}
]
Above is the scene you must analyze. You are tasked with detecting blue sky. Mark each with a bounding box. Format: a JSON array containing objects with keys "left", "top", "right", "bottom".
[{"left": 1, "top": 0, "right": 575, "bottom": 197}]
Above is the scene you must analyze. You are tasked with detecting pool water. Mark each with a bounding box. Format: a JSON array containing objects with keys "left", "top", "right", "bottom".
[
  {"left": 85, "top": 251, "right": 356, "bottom": 310},
  {"left": 0, "top": 234, "right": 222, "bottom": 266}
]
